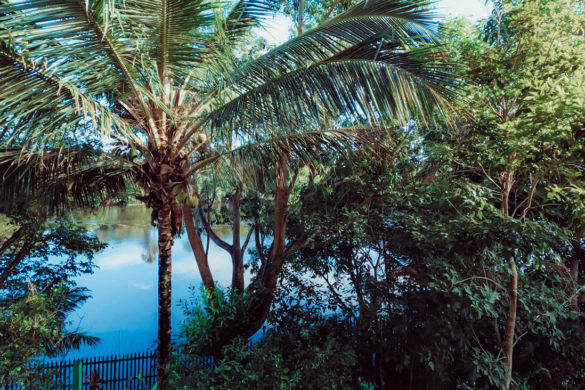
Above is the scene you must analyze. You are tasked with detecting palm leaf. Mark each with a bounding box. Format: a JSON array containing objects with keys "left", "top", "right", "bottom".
[
  {"left": 206, "top": 47, "right": 453, "bottom": 141},
  {"left": 214, "top": 0, "right": 436, "bottom": 94},
  {"left": 189, "top": 127, "right": 385, "bottom": 183},
  {"left": 0, "top": 148, "right": 137, "bottom": 215},
  {"left": 0, "top": 0, "right": 135, "bottom": 96},
  {"left": 194, "top": 0, "right": 452, "bottom": 144}
]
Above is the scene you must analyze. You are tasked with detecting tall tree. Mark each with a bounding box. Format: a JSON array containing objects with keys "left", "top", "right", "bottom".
[
  {"left": 0, "top": 0, "right": 452, "bottom": 381},
  {"left": 441, "top": 1, "right": 585, "bottom": 386}
]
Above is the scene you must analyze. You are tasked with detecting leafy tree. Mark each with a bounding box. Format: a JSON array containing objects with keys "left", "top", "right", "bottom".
[
  {"left": 178, "top": 288, "right": 362, "bottom": 389},
  {"left": 0, "top": 214, "right": 104, "bottom": 387},
  {"left": 0, "top": 0, "right": 452, "bottom": 380},
  {"left": 441, "top": 0, "right": 585, "bottom": 386},
  {"left": 271, "top": 125, "right": 585, "bottom": 388},
  {"left": 253, "top": 2, "right": 585, "bottom": 387}
]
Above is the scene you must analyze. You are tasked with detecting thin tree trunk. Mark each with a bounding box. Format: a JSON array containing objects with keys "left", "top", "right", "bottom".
[
  {"left": 570, "top": 232, "right": 582, "bottom": 314},
  {"left": 0, "top": 227, "right": 25, "bottom": 255},
  {"left": 503, "top": 258, "right": 518, "bottom": 390},
  {"left": 571, "top": 258, "right": 580, "bottom": 313},
  {"left": 231, "top": 181, "right": 244, "bottom": 292},
  {"left": 500, "top": 170, "right": 517, "bottom": 390},
  {"left": 222, "top": 152, "right": 291, "bottom": 344},
  {"left": 194, "top": 152, "right": 292, "bottom": 354},
  {"left": 157, "top": 200, "right": 174, "bottom": 386},
  {"left": 183, "top": 205, "right": 215, "bottom": 290},
  {"left": 262, "top": 151, "right": 289, "bottom": 289},
  {"left": 298, "top": 0, "right": 305, "bottom": 35}
]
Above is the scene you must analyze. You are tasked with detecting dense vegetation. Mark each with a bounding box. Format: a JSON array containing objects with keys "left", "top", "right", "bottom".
[{"left": 1, "top": 0, "right": 584, "bottom": 389}]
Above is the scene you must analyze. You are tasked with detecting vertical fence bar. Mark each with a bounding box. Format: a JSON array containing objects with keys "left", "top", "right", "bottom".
[
  {"left": 104, "top": 355, "right": 109, "bottom": 390},
  {"left": 72, "top": 360, "right": 82, "bottom": 390},
  {"left": 125, "top": 353, "right": 129, "bottom": 387}
]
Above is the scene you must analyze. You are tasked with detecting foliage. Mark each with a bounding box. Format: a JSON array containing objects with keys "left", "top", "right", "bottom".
[
  {"left": 0, "top": 213, "right": 105, "bottom": 386},
  {"left": 0, "top": 215, "right": 104, "bottom": 297},
  {"left": 179, "top": 3, "right": 585, "bottom": 386},
  {"left": 178, "top": 288, "right": 360, "bottom": 390},
  {"left": 0, "top": 286, "right": 98, "bottom": 387},
  {"left": 0, "top": 1, "right": 454, "bottom": 377},
  {"left": 273, "top": 123, "right": 585, "bottom": 388}
]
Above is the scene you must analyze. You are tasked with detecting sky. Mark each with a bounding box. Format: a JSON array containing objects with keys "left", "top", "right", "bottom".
[
  {"left": 260, "top": 0, "right": 492, "bottom": 44},
  {"left": 435, "top": 0, "right": 491, "bottom": 20}
]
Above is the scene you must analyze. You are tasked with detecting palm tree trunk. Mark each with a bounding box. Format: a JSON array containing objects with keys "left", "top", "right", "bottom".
[
  {"left": 157, "top": 199, "right": 174, "bottom": 386},
  {"left": 570, "top": 231, "right": 582, "bottom": 314}
]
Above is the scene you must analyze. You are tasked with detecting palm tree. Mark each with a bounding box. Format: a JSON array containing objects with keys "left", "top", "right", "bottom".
[{"left": 0, "top": 0, "right": 453, "bottom": 382}]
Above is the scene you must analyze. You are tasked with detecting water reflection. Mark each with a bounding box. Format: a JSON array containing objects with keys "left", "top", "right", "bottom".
[{"left": 63, "top": 205, "right": 247, "bottom": 359}]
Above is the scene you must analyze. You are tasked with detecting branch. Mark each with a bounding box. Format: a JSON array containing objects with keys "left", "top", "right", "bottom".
[
  {"left": 321, "top": 0, "right": 342, "bottom": 22},
  {"left": 254, "top": 216, "right": 267, "bottom": 266},
  {"left": 241, "top": 224, "right": 255, "bottom": 254},
  {"left": 197, "top": 205, "right": 232, "bottom": 253},
  {"left": 183, "top": 205, "right": 215, "bottom": 290}
]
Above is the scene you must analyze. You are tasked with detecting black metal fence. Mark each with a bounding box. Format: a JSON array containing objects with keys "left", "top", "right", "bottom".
[{"left": 2, "top": 349, "right": 213, "bottom": 390}]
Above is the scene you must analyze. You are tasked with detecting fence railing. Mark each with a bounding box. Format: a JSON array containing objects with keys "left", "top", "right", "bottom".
[{"left": 2, "top": 348, "right": 213, "bottom": 390}]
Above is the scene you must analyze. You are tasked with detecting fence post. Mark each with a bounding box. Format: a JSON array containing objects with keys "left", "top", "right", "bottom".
[{"left": 72, "top": 360, "right": 83, "bottom": 390}]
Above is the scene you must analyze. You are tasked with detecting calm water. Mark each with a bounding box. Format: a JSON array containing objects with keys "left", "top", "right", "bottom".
[{"left": 62, "top": 205, "right": 248, "bottom": 359}]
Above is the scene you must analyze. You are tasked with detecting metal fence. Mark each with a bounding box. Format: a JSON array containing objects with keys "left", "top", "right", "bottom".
[{"left": 2, "top": 349, "right": 213, "bottom": 390}]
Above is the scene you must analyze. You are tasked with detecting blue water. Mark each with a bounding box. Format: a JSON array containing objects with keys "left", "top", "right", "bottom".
[{"left": 62, "top": 216, "right": 248, "bottom": 359}]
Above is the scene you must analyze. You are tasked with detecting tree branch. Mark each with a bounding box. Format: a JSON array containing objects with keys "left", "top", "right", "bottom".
[
  {"left": 183, "top": 205, "right": 215, "bottom": 290},
  {"left": 198, "top": 204, "right": 232, "bottom": 253}
]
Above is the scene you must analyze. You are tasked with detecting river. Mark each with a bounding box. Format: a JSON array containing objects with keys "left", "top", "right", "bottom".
[{"left": 62, "top": 205, "right": 247, "bottom": 359}]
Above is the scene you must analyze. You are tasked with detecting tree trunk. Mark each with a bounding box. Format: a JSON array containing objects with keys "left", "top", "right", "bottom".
[
  {"left": 183, "top": 205, "right": 215, "bottom": 290},
  {"left": 571, "top": 258, "right": 580, "bottom": 313},
  {"left": 502, "top": 258, "right": 518, "bottom": 390},
  {"left": 500, "top": 170, "right": 517, "bottom": 390},
  {"left": 0, "top": 242, "right": 33, "bottom": 288},
  {"left": 261, "top": 151, "right": 289, "bottom": 289},
  {"left": 298, "top": 0, "right": 305, "bottom": 35},
  {"left": 239, "top": 152, "right": 291, "bottom": 337},
  {"left": 157, "top": 199, "right": 174, "bottom": 386},
  {"left": 570, "top": 233, "right": 582, "bottom": 314},
  {"left": 231, "top": 181, "right": 244, "bottom": 292}
]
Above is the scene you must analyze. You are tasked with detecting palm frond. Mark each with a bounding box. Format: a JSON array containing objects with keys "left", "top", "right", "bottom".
[
  {"left": 0, "top": 0, "right": 134, "bottom": 96},
  {"left": 196, "top": 0, "right": 452, "bottom": 141},
  {"left": 190, "top": 127, "right": 385, "bottom": 182},
  {"left": 0, "top": 39, "right": 143, "bottom": 149},
  {"left": 119, "top": 0, "right": 216, "bottom": 79},
  {"left": 206, "top": 46, "right": 453, "bottom": 140},
  {"left": 214, "top": 0, "right": 436, "bottom": 93},
  {"left": 222, "top": 0, "right": 279, "bottom": 37},
  {"left": 46, "top": 332, "right": 101, "bottom": 356},
  {"left": 0, "top": 148, "right": 138, "bottom": 215}
]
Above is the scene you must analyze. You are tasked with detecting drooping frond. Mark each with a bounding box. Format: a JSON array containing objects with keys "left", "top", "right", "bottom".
[
  {"left": 220, "top": 0, "right": 279, "bottom": 41},
  {"left": 46, "top": 332, "right": 101, "bottom": 356},
  {"left": 206, "top": 49, "right": 453, "bottom": 143},
  {"left": 189, "top": 127, "right": 386, "bottom": 184},
  {"left": 0, "top": 0, "right": 134, "bottom": 96},
  {"left": 0, "top": 148, "right": 137, "bottom": 215},
  {"left": 214, "top": 0, "right": 436, "bottom": 93},
  {"left": 0, "top": 41, "right": 139, "bottom": 149},
  {"left": 202, "top": 0, "right": 452, "bottom": 141}
]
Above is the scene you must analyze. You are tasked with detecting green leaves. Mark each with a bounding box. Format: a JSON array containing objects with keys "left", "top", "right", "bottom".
[
  {"left": 0, "top": 148, "right": 137, "bottom": 215},
  {"left": 206, "top": 0, "right": 452, "bottom": 138}
]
